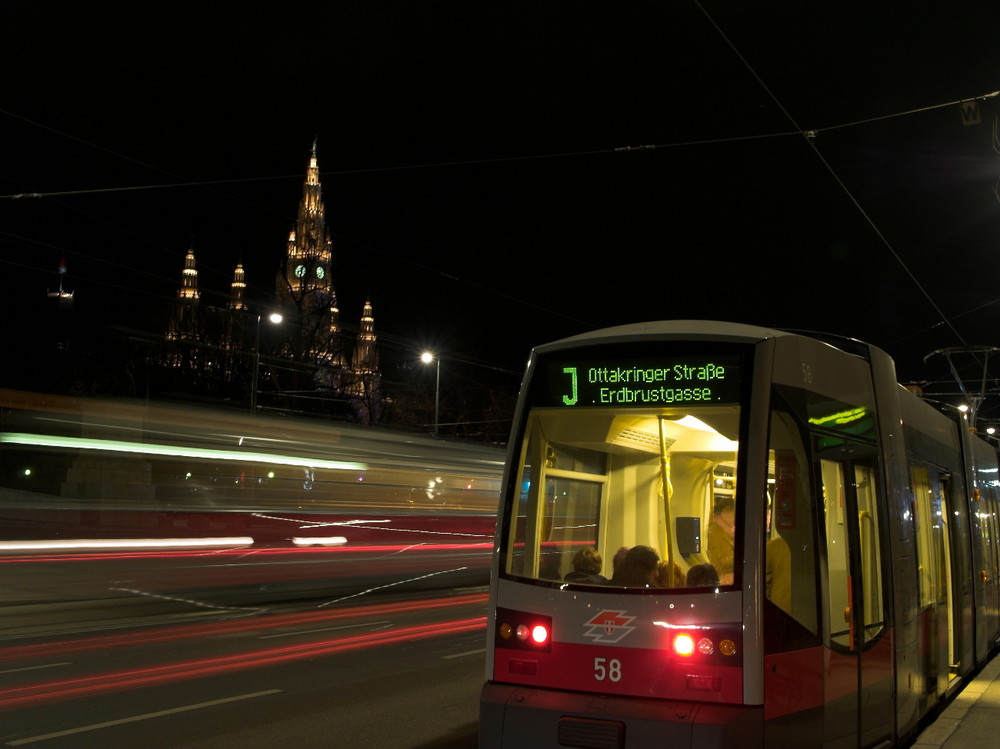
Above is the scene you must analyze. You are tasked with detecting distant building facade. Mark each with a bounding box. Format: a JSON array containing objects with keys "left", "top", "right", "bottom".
[{"left": 162, "top": 143, "right": 382, "bottom": 422}]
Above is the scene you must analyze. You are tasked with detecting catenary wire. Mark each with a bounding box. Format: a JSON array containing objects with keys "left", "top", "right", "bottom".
[{"left": 693, "top": 0, "right": 971, "bottom": 352}]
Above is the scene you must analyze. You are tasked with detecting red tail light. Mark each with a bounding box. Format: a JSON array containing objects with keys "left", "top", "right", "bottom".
[
  {"left": 670, "top": 630, "right": 738, "bottom": 659},
  {"left": 495, "top": 608, "right": 552, "bottom": 652},
  {"left": 673, "top": 633, "right": 696, "bottom": 656}
]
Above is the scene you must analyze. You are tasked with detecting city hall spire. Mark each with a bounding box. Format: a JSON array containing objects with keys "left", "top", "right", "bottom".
[{"left": 277, "top": 141, "right": 342, "bottom": 367}]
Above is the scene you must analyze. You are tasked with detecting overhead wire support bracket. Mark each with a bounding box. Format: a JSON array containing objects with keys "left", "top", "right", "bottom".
[{"left": 924, "top": 346, "right": 1000, "bottom": 428}]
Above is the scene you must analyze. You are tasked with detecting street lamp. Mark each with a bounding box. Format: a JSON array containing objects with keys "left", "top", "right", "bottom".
[
  {"left": 420, "top": 351, "right": 440, "bottom": 438},
  {"left": 251, "top": 312, "right": 283, "bottom": 412}
]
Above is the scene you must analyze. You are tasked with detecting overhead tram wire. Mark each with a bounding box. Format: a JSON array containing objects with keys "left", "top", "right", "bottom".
[
  {"left": 5, "top": 86, "right": 998, "bottom": 356},
  {"left": 694, "top": 0, "right": 976, "bottom": 357},
  {"left": 810, "top": 91, "right": 1000, "bottom": 137},
  {"left": 0, "top": 108, "right": 305, "bottom": 297},
  {"left": 1, "top": 124, "right": 594, "bottom": 360},
  {"left": 5, "top": 87, "right": 997, "bottom": 203},
  {"left": 2, "top": 131, "right": 812, "bottom": 202},
  {"left": 887, "top": 296, "right": 1000, "bottom": 351}
]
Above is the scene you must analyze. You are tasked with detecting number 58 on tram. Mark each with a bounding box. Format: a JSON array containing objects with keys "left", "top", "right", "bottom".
[{"left": 480, "top": 320, "right": 1000, "bottom": 749}]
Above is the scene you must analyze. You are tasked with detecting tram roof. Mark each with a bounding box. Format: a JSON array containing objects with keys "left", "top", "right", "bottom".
[
  {"left": 533, "top": 320, "right": 878, "bottom": 361},
  {"left": 536, "top": 320, "right": 785, "bottom": 349}
]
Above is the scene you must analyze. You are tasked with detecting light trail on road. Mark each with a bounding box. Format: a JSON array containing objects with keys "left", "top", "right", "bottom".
[
  {"left": 0, "top": 592, "right": 488, "bottom": 661},
  {"left": 0, "top": 615, "right": 487, "bottom": 709}
]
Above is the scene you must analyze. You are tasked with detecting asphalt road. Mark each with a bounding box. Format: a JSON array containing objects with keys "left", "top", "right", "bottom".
[{"left": 0, "top": 589, "right": 488, "bottom": 748}]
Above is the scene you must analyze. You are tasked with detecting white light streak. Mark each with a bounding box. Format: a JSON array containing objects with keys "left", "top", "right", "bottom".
[
  {"left": 0, "top": 432, "right": 366, "bottom": 471},
  {"left": 0, "top": 537, "right": 254, "bottom": 551}
]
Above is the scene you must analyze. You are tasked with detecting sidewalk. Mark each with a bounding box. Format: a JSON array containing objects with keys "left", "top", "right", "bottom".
[{"left": 912, "top": 656, "right": 1000, "bottom": 748}]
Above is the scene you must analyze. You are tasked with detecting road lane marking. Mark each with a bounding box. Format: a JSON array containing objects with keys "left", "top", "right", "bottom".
[
  {"left": 317, "top": 566, "right": 470, "bottom": 607},
  {"left": 110, "top": 586, "right": 265, "bottom": 613},
  {"left": 5, "top": 690, "right": 282, "bottom": 746},
  {"left": 443, "top": 648, "right": 485, "bottom": 659}
]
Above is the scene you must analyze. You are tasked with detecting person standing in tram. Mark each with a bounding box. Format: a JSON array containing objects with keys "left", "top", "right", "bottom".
[{"left": 707, "top": 497, "right": 736, "bottom": 584}]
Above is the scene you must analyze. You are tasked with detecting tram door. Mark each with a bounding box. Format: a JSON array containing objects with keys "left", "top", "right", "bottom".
[
  {"left": 910, "top": 465, "right": 956, "bottom": 704},
  {"left": 819, "top": 438, "right": 892, "bottom": 749}
]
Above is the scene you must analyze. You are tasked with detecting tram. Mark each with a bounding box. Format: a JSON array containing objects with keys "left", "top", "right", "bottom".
[
  {"left": 480, "top": 321, "right": 1000, "bottom": 749},
  {"left": 0, "top": 388, "right": 504, "bottom": 520}
]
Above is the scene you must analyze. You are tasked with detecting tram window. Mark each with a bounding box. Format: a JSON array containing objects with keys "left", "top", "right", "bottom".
[
  {"left": 978, "top": 482, "right": 1000, "bottom": 587},
  {"left": 911, "top": 465, "right": 936, "bottom": 608},
  {"left": 507, "top": 425, "right": 539, "bottom": 579},
  {"left": 502, "top": 406, "right": 741, "bottom": 589},
  {"left": 854, "top": 459, "right": 886, "bottom": 644},
  {"left": 765, "top": 394, "right": 820, "bottom": 649},
  {"left": 542, "top": 474, "right": 602, "bottom": 578},
  {"left": 820, "top": 459, "right": 852, "bottom": 648},
  {"left": 507, "top": 425, "right": 605, "bottom": 580},
  {"left": 546, "top": 443, "right": 607, "bottom": 475}
]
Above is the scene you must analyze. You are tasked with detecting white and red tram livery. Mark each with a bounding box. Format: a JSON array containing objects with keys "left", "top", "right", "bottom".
[{"left": 480, "top": 321, "right": 1000, "bottom": 749}]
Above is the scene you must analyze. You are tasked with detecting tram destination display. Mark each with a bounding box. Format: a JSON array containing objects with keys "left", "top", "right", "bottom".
[{"left": 537, "top": 353, "right": 742, "bottom": 407}]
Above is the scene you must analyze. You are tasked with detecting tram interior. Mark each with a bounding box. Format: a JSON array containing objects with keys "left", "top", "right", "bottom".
[{"left": 508, "top": 407, "right": 742, "bottom": 588}]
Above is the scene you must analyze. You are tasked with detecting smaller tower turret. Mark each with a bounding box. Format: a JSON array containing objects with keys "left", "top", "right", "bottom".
[{"left": 228, "top": 263, "right": 248, "bottom": 311}]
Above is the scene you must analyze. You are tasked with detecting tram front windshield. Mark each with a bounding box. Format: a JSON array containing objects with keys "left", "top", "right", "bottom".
[{"left": 501, "top": 348, "right": 745, "bottom": 590}]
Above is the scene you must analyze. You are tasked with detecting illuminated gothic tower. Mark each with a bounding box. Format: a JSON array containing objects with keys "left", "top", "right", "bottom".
[
  {"left": 351, "top": 299, "right": 379, "bottom": 374},
  {"left": 167, "top": 249, "right": 202, "bottom": 367},
  {"left": 221, "top": 262, "right": 250, "bottom": 376},
  {"left": 228, "top": 263, "right": 248, "bottom": 312},
  {"left": 277, "top": 141, "right": 343, "bottom": 367},
  {"left": 348, "top": 299, "right": 382, "bottom": 421},
  {"left": 166, "top": 249, "right": 201, "bottom": 345},
  {"left": 349, "top": 298, "right": 379, "bottom": 380},
  {"left": 178, "top": 247, "right": 200, "bottom": 302}
]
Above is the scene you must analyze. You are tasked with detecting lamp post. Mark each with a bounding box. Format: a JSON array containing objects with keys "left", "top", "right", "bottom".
[
  {"left": 420, "top": 351, "right": 440, "bottom": 438},
  {"left": 251, "top": 312, "right": 283, "bottom": 412}
]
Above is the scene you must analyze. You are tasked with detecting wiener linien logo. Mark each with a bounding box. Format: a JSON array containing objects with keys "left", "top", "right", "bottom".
[{"left": 583, "top": 610, "right": 637, "bottom": 643}]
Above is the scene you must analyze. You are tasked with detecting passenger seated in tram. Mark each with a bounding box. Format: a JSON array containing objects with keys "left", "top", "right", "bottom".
[
  {"left": 538, "top": 553, "right": 562, "bottom": 580},
  {"left": 655, "top": 560, "right": 685, "bottom": 588},
  {"left": 686, "top": 562, "right": 720, "bottom": 588},
  {"left": 611, "top": 546, "right": 629, "bottom": 575},
  {"left": 610, "top": 545, "right": 660, "bottom": 587},
  {"left": 563, "top": 547, "right": 608, "bottom": 584},
  {"left": 707, "top": 497, "right": 736, "bottom": 584}
]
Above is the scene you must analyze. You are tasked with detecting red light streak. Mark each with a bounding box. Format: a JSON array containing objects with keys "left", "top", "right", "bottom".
[
  {"left": 0, "top": 592, "right": 488, "bottom": 662},
  {"left": 0, "top": 616, "right": 486, "bottom": 710}
]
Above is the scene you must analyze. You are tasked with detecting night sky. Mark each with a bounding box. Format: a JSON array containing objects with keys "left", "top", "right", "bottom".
[{"left": 4, "top": 3, "right": 1000, "bottom": 414}]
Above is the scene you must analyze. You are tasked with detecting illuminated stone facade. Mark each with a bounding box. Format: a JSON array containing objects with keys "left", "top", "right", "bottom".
[
  {"left": 276, "top": 141, "right": 344, "bottom": 368},
  {"left": 164, "top": 143, "right": 382, "bottom": 419}
]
